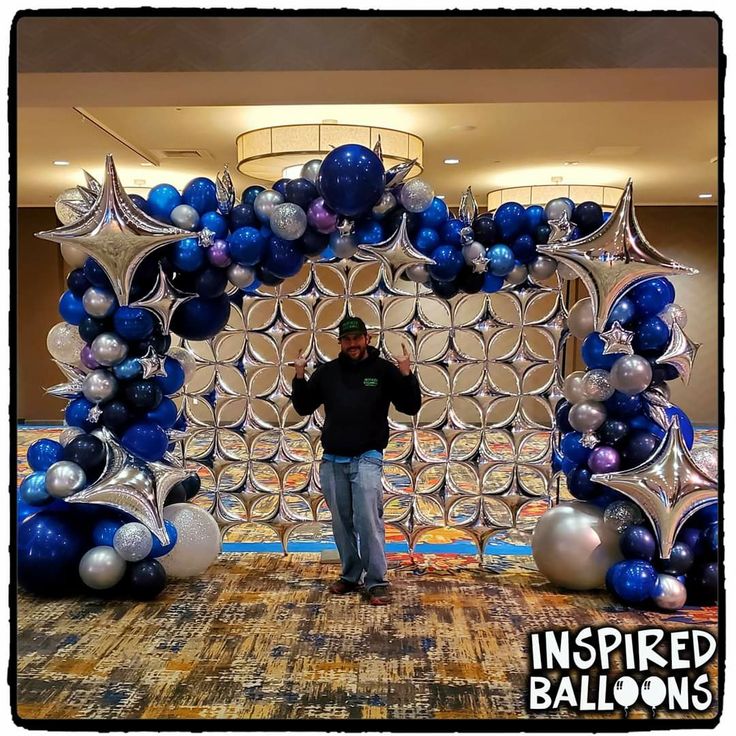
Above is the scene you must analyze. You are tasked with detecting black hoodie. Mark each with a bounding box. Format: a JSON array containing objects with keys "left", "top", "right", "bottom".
[{"left": 291, "top": 346, "right": 422, "bottom": 456}]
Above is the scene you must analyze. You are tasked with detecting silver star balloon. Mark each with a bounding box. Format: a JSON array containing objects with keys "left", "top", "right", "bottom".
[
  {"left": 458, "top": 187, "right": 479, "bottom": 226},
  {"left": 385, "top": 158, "right": 417, "bottom": 189},
  {"left": 216, "top": 165, "right": 236, "bottom": 215},
  {"left": 656, "top": 321, "right": 700, "bottom": 384},
  {"left": 198, "top": 227, "right": 216, "bottom": 249},
  {"left": 35, "top": 154, "right": 192, "bottom": 305},
  {"left": 471, "top": 254, "right": 490, "bottom": 274},
  {"left": 547, "top": 210, "right": 576, "bottom": 244},
  {"left": 643, "top": 384, "right": 673, "bottom": 429},
  {"left": 600, "top": 321, "right": 635, "bottom": 355},
  {"left": 131, "top": 262, "right": 196, "bottom": 335},
  {"left": 137, "top": 345, "right": 169, "bottom": 379},
  {"left": 591, "top": 415, "right": 718, "bottom": 559},
  {"left": 87, "top": 405, "right": 103, "bottom": 423},
  {"left": 45, "top": 361, "right": 86, "bottom": 399},
  {"left": 538, "top": 180, "right": 697, "bottom": 331},
  {"left": 357, "top": 213, "right": 436, "bottom": 286},
  {"left": 580, "top": 431, "right": 600, "bottom": 449}
]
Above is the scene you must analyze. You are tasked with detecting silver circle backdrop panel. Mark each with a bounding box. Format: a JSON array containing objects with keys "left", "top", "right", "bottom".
[{"left": 173, "top": 259, "right": 566, "bottom": 554}]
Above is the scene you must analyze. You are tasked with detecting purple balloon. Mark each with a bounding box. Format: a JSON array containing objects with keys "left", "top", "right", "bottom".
[
  {"left": 307, "top": 197, "right": 338, "bottom": 234},
  {"left": 81, "top": 344, "right": 100, "bottom": 369},
  {"left": 588, "top": 445, "right": 621, "bottom": 474},
  {"left": 207, "top": 239, "right": 232, "bottom": 268}
]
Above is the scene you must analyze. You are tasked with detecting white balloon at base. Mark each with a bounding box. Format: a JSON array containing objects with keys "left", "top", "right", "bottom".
[{"left": 158, "top": 503, "right": 221, "bottom": 578}]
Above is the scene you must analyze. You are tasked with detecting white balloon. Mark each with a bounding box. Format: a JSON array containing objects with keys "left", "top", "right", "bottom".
[
  {"left": 47, "top": 322, "right": 85, "bottom": 364},
  {"left": 159, "top": 503, "right": 221, "bottom": 578},
  {"left": 60, "top": 243, "right": 88, "bottom": 268},
  {"left": 568, "top": 298, "right": 595, "bottom": 339},
  {"left": 640, "top": 676, "right": 667, "bottom": 710}
]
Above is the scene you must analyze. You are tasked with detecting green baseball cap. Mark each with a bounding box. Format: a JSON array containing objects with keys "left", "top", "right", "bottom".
[{"left": 338, "top": 316, "right": 367, "bottom": 337}]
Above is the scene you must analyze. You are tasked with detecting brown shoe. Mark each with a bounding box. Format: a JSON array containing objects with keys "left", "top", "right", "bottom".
[
  {"left": 366, "top": 585, "right": 392, "bottom": 606},
  {"left": 328, "top": 578, "right": 360, "bottom": 595}
]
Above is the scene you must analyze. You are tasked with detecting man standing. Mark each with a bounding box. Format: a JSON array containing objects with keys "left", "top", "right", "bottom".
[{"left": 291, "top": 315, "right": 422, "bottom": 605}]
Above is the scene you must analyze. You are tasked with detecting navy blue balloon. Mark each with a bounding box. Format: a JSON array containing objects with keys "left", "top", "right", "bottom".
[
  {"left": 658, "top": 542, "right": 694, "bottom": 576},
  {"left": 482, "top": 273, "right": 504, "bottom": 293},
  {"left": 147, "top": 183, "right": 181, "bottom": 222},
  {"left": 272, "top": 178, "right": 290, "bottom": 196},
  {"left": 65, "top": 397, "right": 99, "bottom": 431},
  {"left": 18, "top": 498, "right": 41, "bottom": 524},
  {"left": 414, "top": 227, "right": 440, "bottom": 256},
  {"left": 285, "top": 178, "right": 318, "bottom": 210},
  {"left": 523, "top": 205, "right": 546, "bottom": 234},
  {"left": 83, "top": 258, "right": 112, "bottom": 289},
  {"left": 229, "top": 203, "right": 257, "bottom": 230},
  {"left": 125, "top": 559, "right": 168, "bottom": 600},
  {"left": 124, "top": 380, "right": 162, "bottom": 412},
  {"left": 182, "top": 473, "right": 201, "bottom": 499},
  {"left": 28, "top": 439, "right": 64, "bottom": 472},
  {"left": 534, "top": 224, "right": 552, "bottom": 246},
  {"left": 317, "top": 144, "right": 385, "bottom": 218},
  {"left": 182, "top": 177, "right": 218, "bottom": 215},
  {"left": 112, "top": 357, "right": 143, "bottom": 381},
  {"left": 620, "top": 525, "right": 657, "bottom": 561},
  {"left": 511, "top": 234, "right": 537, "bottom": 264},
  {"left": 598, "top": 419, "right": 629, "bottom": 446},
  {"left": 146, "top": 396, "right": 178, "bottom": 428},
  {"left": 441, "top": 219, "right": 465, "bottom": 247},
  {"left": 256, "top": 267, "right": 284, "bottom": 287},
  {"left": 429, "top": 278, "right": 460, "bottom": 299},
  {"left": 428, "top": 245, "right": 464, "bottom": 282},
  {"left": 604, "top": 391, "right": 643, "bottom": 419},
  {"left": 630, "top": 278, "right": 673, "bottom": 317},
  {"left": 472, "top": 215, "right": 497, "bottom": 246},
  {"left": 581, "top": 332, "right": 625, "bottom": 370},
  {"left": 420, "top": 197, "right": 449, "bottom": 229},
  {"left": 456, "top": 266, "right": 485, "bottom": 294},
  {"left": 687, "top": 562, "right": 718, "bottom": 604},
  {"left": 113, "top": 306, "right": 154, "bottom": 340},
  {"left": 59, "top": 290, "right": 85, "bottom": 325},
  {"left": 67, "top": 268, "right": 91, "bottom": 297},
  {"left": 92, "top": 516, "right": 124, "bottom": 547},
  {"left": 607, "top": 297, "right": 636, "bottom": 327},
  {"left": 611, "top": 559, "right": 658, "bottom": 603},
  {"left": 494, "top": 202, "right": 525, "bottom": 241},
  {"left": 128, "top": 193, "right": 150, "bottom": 215},
  {"left": 150, "top": 520, "right": 178, "bottom": 557},
  {"left": 299, "top": 229, "right": 329, "bottom": 257},
  {"left": 664, "top": 406, "right": 694, "bottom": 449},
  {"left": 567, "top": 467, "right": 606, "bottom": 501},
  {"left": 63, "top": 435, "right": 106, "bottom": 478},
  {"left": 228, "top": 227, "right": 266, "bottom": 266},
  {"left": 355, "top": 220, "right": 384, "bottom": 245},
  {"left": 560, "top": 431, "right": 592, "bottom": 464},
  {"left": 20, "top": 472, "right": 51, "bottom": 506},
  {"left": 170, "top": 295, "right": 231, "bottom": 341},
  {"left": 633, "top": 316, "right": 670, "bottom": 353},
  {"left": 101, "top": 400, "right": 131, "bottom": 432},
  {"left": 572, "top": 201, "right": 604, "bottom": 235},
  {"left": 560, "top": 457, "right": 578, "bottom": 475},
  {"left": 263, "top": 236, "right": 305, "bottom": 279},
  {"left": 621, "top": 431, "right": 659, "bottom": 467},
  {"left": 195, "top": 267, "right": 229, "bottom": 298},
  {"left": 172, "top": 238, "right": 205, "bottom": 272},
  {"left": 678, "top": 526, "right": 701, "bottom": 550},
  {"left": 242, "top": 185, "right": 266, "bottom": 206},
  {"left": 555, "top": 401, "right": 573, "bottom": 433},
  {"left": 122, "top": 422, "right": 168, "bottom": 461},
  {"left": 78, "top": 315, "right": 108, "bottom": 343},
  {"left": 488, "top": 244, "right": 515, "bottom": 277},
  {"left": 154, "top": 357, "right": 186, "bottom": 395},
  {"left": 606, "top": 560, "right": 628, "bottom": 593},
  {"left": 199, "top": 211, "right": 229, "bottom": 240}
]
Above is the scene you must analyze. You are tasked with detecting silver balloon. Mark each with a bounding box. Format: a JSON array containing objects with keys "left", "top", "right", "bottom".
[
  {"left": 400, "top": 179, "right": 435, "bottom": 213},
  {"left": 113, "top": 522, "right": 153, "bottom": 562},
  {"left": 253, "top": 189, "right": 285, "bottom": 223},
  {"left": 269, "top": 203, "right": 307, "bottom": 241},
  {"left": 557, "top": 262, "right": 579, "bottom": 281},
  {"left": 506, "top": 262, "right": 528, "bottom": 286},
  {"left": 405, "top": 264, "right": 431, "bottom": 283},
  {"left": 656, "top": 321, "right": 700, "bottom": 384},
  {"left": 692, "top": 447, "right": 718, "bottom": 479},
  {"left": 603, "top": 499, "right": 644, "bottom": 533},
  {"left": 91, "top": 332, "right": 129, "bottom": 367},
  {"left": 529, "top": 255, "right": 558, "bottom": 281},
  {"left": 609, "top": 354, "right": 653, "bottom": 396},
  {"left": 567, "top": 298, "right": 594, "bottom": 339},
  {"left": 45, "top": 460, "right": 87, "bottom": 498},
  {"left": 79, "top": 546, "right": 127, "bottom": 590},
  {"left": 300, "top": 159, "right": 322, "bottom": 184},
  {"left": 329, "top": 232, "right": 358, "bottom": 259},
  {"left": 652, "top": 574, "right": 688, "bottom": 610},
  {"left": 60, "top": 243, "right": 88, "bottom": 269},
  {"left": 170, "top": 204, "right": 200, "bottom": 231},
  {"left": 562, "top": 371, "right": 587, "bottom": 404},
  {"left": 659, "top": 303, "right": 688, "bottom": 329},
  {"left": 82, "top": 369, "right": 118, "bottom": 403},
  {"left": 568, "top": 400, "right": 607, "bottom": 432},
  {"left": 82, "top": 287, "right": 117, "bottom": 319},
  {"left": 59, "top": 427, "right": 85, "bottom": 447},
  {"left": 582, "top": 369, "right": 615, "bottom": 401},
  {"left": 372, "top": 190, "right": 396, "bottom": 218},
  {"left": 47, "top": 322, "right": 86, "bottom": 364},
  {"left": 531, "top": 502, "right": 623, "bottom": 590},
  {"left": 544, "top": 197, "right": 574, "bottom": 222},
  {"left": 227, "top": 263, "right": 256, "bottom": 289},
  {"left": 461, "top": 241, "right": 486, "bottom": 266}
]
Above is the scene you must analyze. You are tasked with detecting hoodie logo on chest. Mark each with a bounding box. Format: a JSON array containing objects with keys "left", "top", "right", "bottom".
[{"left": 363, "top": 377, "right": 379, "bottom": 387}]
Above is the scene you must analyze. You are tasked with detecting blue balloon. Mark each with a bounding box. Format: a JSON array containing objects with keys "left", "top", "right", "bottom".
[
  {"left": 660, "top": 542, "right": 695, "bottom": 576},
  {"left": 555, "top": 401, "right": 573, "bottom": 433},
  {"left": 606, "top": 560, "right": 626, "bottom": 592},
  {"left": 242, "top": 185, "right": 266, "bottom": 206},
  {"left": 414, "top": 227, "right": 440, "bottom": 255},
  {"left": 664, "top": 406, "right": 694, "bottom": 449},
  {"left": 147, "top": 183, "right": 181, "bottom": 222},
  {"left": 172, "top": 238, "right": 205, "bottom": 272},
  {"left": 199, "top": 211, "right": 229, "bottom": 240},
  {"left": 493, "top": 202, "right": 525, "bottom": 241},
  {"left": 560, "top": 431, "right": 592, "bottom": 464},
  {"left": 355, "top": 220, "right": 384, "bottom": 245},
  {"left": 58, "top": 290, "right": 85, "bottom": 325},
  {"left": 627, "top": 414, "right": 663, "bottom": 437},
  {"left": 620, "top": 525, "right": 657, "bottom": 561},
  {"left": 65, "top": 397, "right": 98, "bottom": 431},
  {"left": 441, "top": 219, "right": 465, "bottom": 247},
  {"left": 690, "top": 504, "right": 718, "bottom": 529},
  {"left": 113, "top": 357, "right": 143, "bottom": 380},
  {"left": 488, "top": 244, "right": 515, "bottom": 277},
  {"left": 263, "top": 236, "right": 305, "bottom": 279},
  {"left": 621, "top": 430, "right": 659, "bottom": 468},
  {"left": 122, "top": 422, "right": 168, "bottom": 461},
  {"left": 428, "top": 245, "right": 464, "bottom": 282},
  {"left": 228, "top": 227, "right": 266, "bottom": 267},
  {"left": 482, "top": 273, "right": 504, "bottom": 293},
  {"left": 182, "top": 177, "right": 218, "bottom": 215},
  {"left": 83, "top": 258, "right": 112, "bottom": 289},
  {"left": 630, "top": 278, "right": 673, "bottom": 318},
  {"left": 92, "top": 516, "right": 124, "bottom": 546},
  {"left": 229, "top": 203, "right": 257, "bottom": 231},
  {"left": 317, "top": 144, "right": 385, "bottom": 218},
  {"left": 128, "top": 193, "right": 150, "bottom": 214},
  {"left": 607, "top": 297, "right": 636, "bottom": 327},
  {"left": 420, "top": 197, "right": 449, "bottom": 229},
  {"left": 170, "top": 294, "right": 231, "bottom": 341},
  {"left": 581, "top": 332, "right": 625, "bottom": 370},
  {"left": 272, "top": 177, "right": 290, "bottom": 196},
  {"left": 429, "top": 278, "right": 460, "bottom": 299},
  {"left": 567, "top": 467, "right": 606, "bottom": 502},
  {"left": 20, "top": 472, "right": 51, "bottom": 506},
  {"left": 678, "top": 526, "right": 702, "bottom": 549},
  {"left": 604, "top": 391, "right": 643, "bottom": 419},
  {"left": 113, "top": 306, "right": 154, "bottom": 341},
  {"left": 511, "top": 234, "right": 537, "bottom": 264},
  {"left": 633, "top": 316, "right": 670, "bottom": 353},
  {"left": 67, "top": 268, "right": 91, "bottom": 297},
  {"left": 146, "top": 396, "right": 178, "bottom": 428},
  {"left": 153, "top": 357, "right": 186, "bottom": 395},
  {"left": 28, "top": 439, "right": 64, "bottom": 471},
  {"left": 522, "top": 205, "right": 546, "bottom": 234},
  {"left": 611, "top": 559, "right": 658, "bottom": 603},
  {"left": 18, "top": 498, "right": 40, "bottom": 525},
  {"left": 150, "top": 519, "right": 179, "bottom": 557}
]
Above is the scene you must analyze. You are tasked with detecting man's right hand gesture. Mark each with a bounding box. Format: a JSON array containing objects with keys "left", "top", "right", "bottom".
[{"left": 294, "top": 349, "right": 308, "bottom": 379}]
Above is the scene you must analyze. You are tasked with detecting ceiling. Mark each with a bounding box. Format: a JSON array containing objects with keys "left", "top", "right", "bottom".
[{"left": 15, "top": 14, "right": 720, "bottom": 208}]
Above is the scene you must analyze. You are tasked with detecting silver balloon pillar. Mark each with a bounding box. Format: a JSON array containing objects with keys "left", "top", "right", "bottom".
[{"left": 174, "top": 259, "right": 566, "bottom": 555}]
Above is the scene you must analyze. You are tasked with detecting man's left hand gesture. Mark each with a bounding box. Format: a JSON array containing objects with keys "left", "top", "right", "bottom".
[{"left": 394, "top": 343, "right": 412, "bottom": 376}]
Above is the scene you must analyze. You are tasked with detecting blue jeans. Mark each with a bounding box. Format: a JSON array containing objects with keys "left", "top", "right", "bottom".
[{"left": 319, "top": 456, "right": 388, "bottom": 591}]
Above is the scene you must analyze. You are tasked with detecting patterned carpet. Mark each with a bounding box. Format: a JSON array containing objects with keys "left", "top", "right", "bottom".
[{"left": 14, "top": 426, "right": 720, "bottom": 722}]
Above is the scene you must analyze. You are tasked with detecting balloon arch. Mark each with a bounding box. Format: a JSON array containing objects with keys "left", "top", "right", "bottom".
[{"left": 18, "top": 143, "right": 718, "bottom": 611}]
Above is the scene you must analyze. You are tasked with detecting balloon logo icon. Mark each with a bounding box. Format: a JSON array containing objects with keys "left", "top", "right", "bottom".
[
  {"left": 613, "top": 676, "right": 639, "bottom": 716},
  {"left": 641, "top": 676, "right": 667, "bottom": 716}
]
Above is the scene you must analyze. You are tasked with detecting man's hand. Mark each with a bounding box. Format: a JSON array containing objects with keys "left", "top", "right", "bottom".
[
  {"left": 394, "top": 343, "right": 412, "bottom": 377},
  {"left": 294, "top": 348, "right": 308, "bottom": 379}
]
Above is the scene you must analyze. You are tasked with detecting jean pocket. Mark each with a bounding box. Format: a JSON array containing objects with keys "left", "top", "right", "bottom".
[{"left": 359, "top": 455, "right": 383, "bottom": 468}]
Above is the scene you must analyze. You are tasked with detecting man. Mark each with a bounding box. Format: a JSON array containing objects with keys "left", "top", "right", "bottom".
[{"left": 291, "top": 315, "right": 422, "bottom": 605}]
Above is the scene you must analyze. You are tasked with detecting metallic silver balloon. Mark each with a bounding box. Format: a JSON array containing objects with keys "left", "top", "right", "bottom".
[
  {"left": 91, "top": 332, "right": 129, "bottom": 367},
  {"left": 170, "top": 204, "right": 200, "bottom": 231},
  {"left": 372, "top": 190, "right": 396, "bottom": 218},
  {"left": 216, "top": 165, "right": 236, "bottom": 215},
  {"left": 659, "top": 303, "right": 688, "bottom": 329},
  {"left": 227, "top": 263, "right": 256, "bottom": 289},
  {"left": 79, "top": 546, "right": 127, "bottom": 590},
  {"left": 269, "top": 203, "right": 307, "bottom": 241},
  {"left": 568, "top": 400, "right": 607, "bottom": 432},
  {"left": 82, "top": 369, "right": 119, "bottom": 403},
  {"left": 253, "top": 189, "right": 285, "bottom": 223},
  {"left": 567, "top": 298, "right": 594, "bottom": 339},
  {"left": 656, "top": 321, "right": 700, "bottom": 384},
  {"left": 82, "top": 287, "right": 117, "bottom": 319},
  {"left": 531, "top": 502, "right": 623, "bottom": 590},
  {"left": 60, "top": 243, "right": 89, "bottom": 269},
  {"left": 300, "top": 159, "right": 322, "bottom": 184},
  {"left": 405, "top": 264, "right": 431, "bottom": 284},
  {"left": 609, "top": 354, "right": 653, "bottom": 396},
  {"left": 400, "top": 178, "right": 435, "bottom": 213},
  {"left": 603, "top": 500, "right": 644, "bottom": 534},
  {"left": 59, "top": 427, "right": 85, "bottom": 447},
  {"left": 113, "top": 522, "right": 153, "bottom": 562},
  {"left": 592, "top": 416, "right": 718, "bottom": 559},
  {"left": 562, "top": 371, "right": 587, "bottom": 404},
  {"left": 582, "top": 369, "right": 615, "bottom": 401},
  {"left": 529, "top": 255, "right": 558, "bottom": 281},
  {"left": 461, "top": 241, "right": 486, "bottom": 266},
  {"left": 329, "top": 232, "right": 358, "bottom": 259},
  {"left": 692, "top": 447, "right": 718, "bottom": 479},
  {"left": 544, "top": 197, "right": 574, "bottom": 222},
  {"left": 45, "top": 460, "right": 87, "bottom": 498},
  {"left": 506, "top": 262, "right": 528, "bottom": 285},
  {"left": 652, "top": 574, "right": 688, "bottom": 610}
]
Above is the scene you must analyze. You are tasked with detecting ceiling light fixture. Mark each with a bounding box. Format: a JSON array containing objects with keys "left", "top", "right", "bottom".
[
  {"left": 436, "top": 195, "right": 446, "bottom": 200},
  {"left": 563, "top": 161, "right": 580, "bottom": 166},
  {"left": 487, "top": 184, "right": 624, "bottom": 212},
  {"left": 443, "top": 158, "right": 460, "bottom": 165},
  {"left": 699, "top": 193, "right": 713, "bottom": 199},
  {"left": 53, "top": 160, "right": 70, "bottom": 166},
  {"left": 236, "top": 124, "right": 423, "bottom": 182},
  {"left": 140, "top": 162, "right": 154, "bottom": 167}
]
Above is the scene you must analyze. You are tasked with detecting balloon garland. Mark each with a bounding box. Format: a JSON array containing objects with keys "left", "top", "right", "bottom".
[{"left": 18, "top": 144, "right": 719, "bottom": 613}]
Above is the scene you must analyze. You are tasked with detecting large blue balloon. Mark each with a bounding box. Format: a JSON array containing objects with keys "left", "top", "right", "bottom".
[
  {"left": 28, "top": 439, "right": 64, "bottom": 472},
  {"left": 263, "top": 237, "right": 305, "bottom": 279},
  {"left": 199, "top": 211, "right": 229, "bottom": 240},
  {"left": 511, "top": 234, "right": 537, "bottom": 264},
  {"left": 147, "top": 183, "right": 181, "bottom": 222},
  {"left": 420, "top": 197, "right": 449, "bottom": 229},
  {"left": 493, "top": 202, "right": 525, "bottom": 241},
  {"left": 122, "top": 422, "right": 168, "bottom": 461},
  {"left": 317, "top": 144, "right": 385, "bottom": 218},
  {"left": 523, "top": 205, "right": 546, "bottom": 234},
  {"left": 58, "top": 290, "right": 85, "bottom": 325},
  {"left": 182, "top": 177, "right": 218, "bottom": 215},
  {"left": 630, "top": 278, "right": 673, "bottom": 317},
  {"left": 113, "top": 306, "right": 155, "bottom": 341},
  {"left": 611, "top": 559, "right": 657, "bottom": 603},
  {"left": 146, "top": 396, "right": 178, "bottom": 428},
  {"left": 581, "top": 332, "right": 625, "bottom": 370},
  {"left": 229, "top": 203, "right": 257, "bottom": 230},
  {"left": 607, "top": 297, "right": 636, "bottom": 327},
  {"left": 172, "top": 238, "right": 205, "bottom": 272},
  {"left": 228, "top": 227, "right": 266, "bottom": 266},
  {"left": 560, "top": 431, "right": 592, "bottom": 464},
  {"left": 65, "top": 397, "right": 99, "bottom": 431},
  {"left": 170, "top": 295, "right": 230, "bottom": 341},
  {"left": 487, "top": 244, "right": 515, "bottom": 277},
  {"left": 620, "top": 525, "right": 656, "bottom": 561},
  {"left": 428, "top": 245, "right": 464, "bottom": 282},
  {"left": 154, "top": 357, "right": 186, "bottom": 395}
]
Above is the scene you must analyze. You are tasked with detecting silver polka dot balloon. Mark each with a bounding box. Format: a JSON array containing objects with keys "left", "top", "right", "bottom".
[
  {"left": 113, "top": 522, "right": 153, "bottom": 562},
  {"left": 400, "top": 179, "right": 435, "bottom": 213},
  {"left": 582, "top": 369, "right": 615, "bottom": 401},
  {"left": 269, "top": 203, "right": 307, "bottom": 240},
  {"left": 603, "top": 500, "right": 644, "bottom": 534}
]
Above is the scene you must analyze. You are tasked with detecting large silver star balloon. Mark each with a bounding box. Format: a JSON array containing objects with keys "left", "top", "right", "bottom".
[
  {"left": 656, "top": 321, "right": 701, "bottom": 384},
  {"left": 44, "top": 361, "right": 86, "bottom": 399},
  {"left": 591, "top": 415, "right": 718, "bottom": 559},
  {"left": 357, "top": 213, "right": 435, "bottom": 286},
  {"left": 35, "top": 154, "right": 192, "bottom": 305},
  {"left": 64, "top": 428, "right": 189, "bottom": 544},
  {"left": 538, "top": 180, "right": 697, "bottom": 330},
  {"left": 385, "top": 159, "right": 417, "bottom": 189},
  {"left": 132, "top": 262, "right": 196, "bottom": 334}
]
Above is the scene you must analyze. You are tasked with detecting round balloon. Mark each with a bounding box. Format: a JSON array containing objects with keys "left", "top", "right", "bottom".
[{"left": 158, "top": 503, "right": 221, "bottom": 578}]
